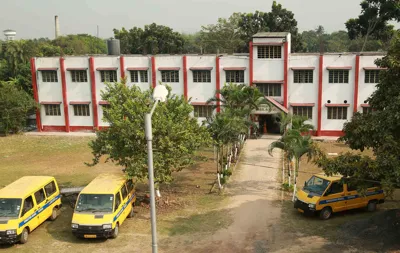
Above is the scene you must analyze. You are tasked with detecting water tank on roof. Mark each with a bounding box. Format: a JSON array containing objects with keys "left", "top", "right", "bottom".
[{"left": 107, "top": 38, "right": 120, "bottom": 55}]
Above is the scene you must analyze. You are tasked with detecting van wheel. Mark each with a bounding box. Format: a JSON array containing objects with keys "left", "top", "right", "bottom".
[
  {"left": 111, "top": 223, "right": 119, "bottom": 239},
  {"left": 319, "top": 207, "right": 332, "bottom": 220},
  {"left": 127, "top": 205, "right": 135, "bottom": 218},
  {"left": 20, "top": 228, "right": 29, "bottom": 244},
  {"left": 367, "top": 201, "right": 377, "bottom": 212},
  {"left": 49, "top": 208, "right": 58, "bottom": 221}
]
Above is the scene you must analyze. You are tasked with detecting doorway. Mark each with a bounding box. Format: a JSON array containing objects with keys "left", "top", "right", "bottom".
[{"left": 258, "top": 114, "right": 281, "bottom": 135}]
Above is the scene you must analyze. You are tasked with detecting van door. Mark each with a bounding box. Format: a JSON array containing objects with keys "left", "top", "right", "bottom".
[
  {"left": 120, "top": 185, "right": 129, "bottom": 221},
  {"left": 44, "top": 181, "right": 58, "bottom": 217},
  {"left": 34, "top": 188, "right": 47, "bottom": 224},
  {"left": 319, "top": 181, "right": 347, "bottom": 212},
  {"left": 113, "top": 192, "right": 123, "bottom": 224},
  {"left": 344, "top": 182, "right": 364, "bottom": 210},
  {"left": 19, "top": 195, "right": 39, "bottom": 231}
]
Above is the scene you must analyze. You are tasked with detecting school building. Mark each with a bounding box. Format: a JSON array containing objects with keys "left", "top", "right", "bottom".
[{"left": 30, "top": 32, "right": 384, "bottom": 136}]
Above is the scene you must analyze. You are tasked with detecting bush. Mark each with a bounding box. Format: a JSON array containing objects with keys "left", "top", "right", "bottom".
[
  {"left": 223, "top": 168, "right": 233, "bottom": 177},
  {"left": 0, "top": 81, "right": 37, "bottom": 135},
  {"left": 282, "top": 183, "right": 294, "bottom": 192}
]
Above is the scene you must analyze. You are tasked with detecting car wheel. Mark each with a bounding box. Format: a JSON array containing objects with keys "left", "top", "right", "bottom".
[
  {"left": 319, "top": 207, "right": 332, "bottom": 220},
  {"left": 20, "top": 228, "right": 29, "bottom": 244},
  {"left": 367, "top": 201, "right": 377, "bottom": 212},
  {"left": 127, "top": 205, "right": 135, "bottom": 218},
  {"left": 111, "top": 223, "right": 119, "bottom": 239},
  {"left": 49, "top": 208, "right": 58, "bottom": 221}
]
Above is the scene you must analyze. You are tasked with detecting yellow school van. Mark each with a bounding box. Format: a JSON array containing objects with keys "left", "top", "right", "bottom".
[
  {"left": 0, "top": 176, "right": 62, "bottom": 244},
  {"left": 294, "top": 173, "right": 385, "bottom": 220},
  {"left": 71, "top": 174, "right": 136, "bottom": 239}
]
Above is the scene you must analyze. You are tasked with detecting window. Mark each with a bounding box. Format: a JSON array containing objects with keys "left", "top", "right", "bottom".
[
  {"left": 257, "top": 46, "right": 282, "bottom": 59},
  {"left": 225, "top": 70, "right": 244, "bottom": 83},
  {"left": 100, "top": 70, "right": 117, "bottom": 82},
  {"left": 42, "top": 71, "right": 58, "bottom": 82},
  {"left": 193, "top": 105, "right": 213, "bottom": 118},
  {"left": 126, "top": 180, "right": 134, "bottom": 192},
  {"left": 121, "top": 186, "right": 128, "bottom": 200},
  {"left": 256, "top": 83, "right": 282, "bottom": 96},
  {"left": 130, "top": 70, "right": 148, "bottom": 83},
  {"left": 45, "top": 104, "right": 61, "bottom": 116},
  {"left": 34, "top": 189, "right": 46, "bottom": 204},
  {"left": 71, "top": 70, "right": 88, "bottom": 82},
  {"left": 325, "top": 182, "right": 343, "bottom": 195},
  {"left": 193, "top": 70, "right": 211, "bottom": 83},
  {"left": 363, "top": 107, "right": 372, "bottom": 114},
  {"left": 328, "top": 70, "right": 349, "bottom": 83},
  {"left": 22, "top": 196, "right": 34, "bottom": 216},
  {"left": 114, "top": 192, "right": 121, "bottom": 211},
  {"left": 327, "top": 107, "right": 348, "bottom": 120},
  {"left": 161, "top": 70, "right": 179, "bottom": 82},
  {"left": 73, "top": 104, "right": 90, "bottom": 116},
  {"left": 292, "top": 106, "right": 313, "bottom": 119},
  {"left": 365, "top": 70, "right": 380, "bottom": 83},
  {"left": 44, "top": 181, "right": 57, "bottom": 196},
  {"left": 294, "top": 70, "right": 313, "bottom": 83}
]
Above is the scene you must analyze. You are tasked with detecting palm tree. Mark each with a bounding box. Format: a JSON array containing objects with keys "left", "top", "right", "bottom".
[
  {"left": 291, "top": 132, "right": 318, "bottom": 201},
  {"left": 291, "top": 115, "right": 315, "bottom": 134},
  {"left": 3, "top": 40, "right": 32, "bottom": 75}
]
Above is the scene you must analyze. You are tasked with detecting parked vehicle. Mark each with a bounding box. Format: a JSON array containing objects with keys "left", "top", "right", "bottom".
[
  {"left": 0, "top": 176, "right": 62, "bottom": 244},
  {"left": 294, "top": 173, "right": 385, "bottom": 220},
  {"left": 71, "top": 173, "right": 136, "bottom": 239}
]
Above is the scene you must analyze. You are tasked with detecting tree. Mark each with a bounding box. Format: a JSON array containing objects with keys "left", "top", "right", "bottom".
[
  {"left": 52, "top": 34, "right": 107, "bottom": 55},
  {"left": 2, "top": 41, "right": 31, "bottom": 76},
  {"left": 0, "top": 80, "right": 37, "bottom": 135},
  {"left": 114, "top": 23, "right": 185, "bottom": 54},
  {"left": 236, "top": 2, "right": 303, "bottom": 52},
  {"left": 320, "top": 33, "right": 400, "bottom": 192},
  {"left": 200, "top": 13, "right": 245, "bottom": 54},
  {"left": 345, "top": 0, "right": 400, "bottom": 51},
  {"left": 88, "top": 82, "right": 211, "bottom": 194}
]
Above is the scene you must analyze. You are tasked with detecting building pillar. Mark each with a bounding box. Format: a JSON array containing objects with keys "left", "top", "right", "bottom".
[
  {"left": 89, "top": 57, "right": 99, "bottom": 130},
  {"left": 317, "top": 54, "right": 324, "bottom": 136},
  {"left": 30, "top": 58, "right": 42, "bottom": 132},
  {"left": 353, "top": 55, "right": 360, "bottom": 114},
  {"left": 59, "top": 57, "right": 70, "bottom": 132}
]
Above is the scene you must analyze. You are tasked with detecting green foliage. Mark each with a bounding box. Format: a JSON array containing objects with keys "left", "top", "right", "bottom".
[
  {"left": 320, "top": 33, "right": 400, "bottom": 190},
  {"left": 88, "top": 82, "right": 211, "bottom": 185},
  {"left": 0, "top": 80, "right": 37, "bottom": 135},
  {"left": 53, "top": 34, "right": 107, "bottom": 55},
  {"left": 114, "top": 23, "right": 185, "bottom": 54},
  {"left": 282, "top": 183, "right": 294, "bottom": 192},
  {"left": 345, "top": 0, "right": 399, "bottom": 51},
  {"left": 223, "top": 169, "right": 233, "bottom": 177},
  {"left": 199, "top": 13, "right": 245, "bottom": 54}
]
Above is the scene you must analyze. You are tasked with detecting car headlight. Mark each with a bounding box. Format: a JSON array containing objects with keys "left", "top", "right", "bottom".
[
  {"left": 71, "top": 223, "right": 79, "bottom": 229},
  {"left": 308, "top": 203, "right": 316, "bottom": 209},
  {"left": 6, "top": 229, "right": 16, "bottom": 235},
  {"left": 102, "top": 224, "right": 112, "bottom": 229}
]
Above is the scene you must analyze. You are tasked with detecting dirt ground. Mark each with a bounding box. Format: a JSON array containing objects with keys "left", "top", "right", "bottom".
[{"left": 1, "top": 135, "right": 399, "bottom": 252}]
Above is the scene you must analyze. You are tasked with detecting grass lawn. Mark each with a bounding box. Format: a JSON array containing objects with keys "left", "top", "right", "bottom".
[{"left": 0, "top": 135, "right": 231, "bottom": 252}]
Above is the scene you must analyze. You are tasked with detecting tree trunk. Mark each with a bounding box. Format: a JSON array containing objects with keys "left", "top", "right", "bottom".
[
  {"left": 292, "top": 159, "right": 299, "bottom": 202},
  {"left": 282, "top": 156, "right": 285, "bottom": 184},
  {"left": 216, "top": 146, "right": 220, "bottom": 173},
  {"left": 287, "top": 155, "right": 291, "bottom": 187}
]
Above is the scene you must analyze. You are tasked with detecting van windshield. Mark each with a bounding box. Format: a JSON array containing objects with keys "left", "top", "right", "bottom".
[
  {"left": 303, "top": 176, "right": 330, "bottom": 196},
  {"left": 75, "top": 194, "right": 113, "bottom": 213},
  {"left": 0, "top": 198, "right": 22, "bottom": 218}
]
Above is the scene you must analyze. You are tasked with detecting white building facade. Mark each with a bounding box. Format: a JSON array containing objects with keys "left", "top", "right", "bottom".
[{"left": 30, "top": 32, "right": 384, "bottom": 136}]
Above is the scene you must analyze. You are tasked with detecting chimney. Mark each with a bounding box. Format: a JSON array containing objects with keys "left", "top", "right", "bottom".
[{"left": 55, "top": 15, "right": 60, "bottom": 39}]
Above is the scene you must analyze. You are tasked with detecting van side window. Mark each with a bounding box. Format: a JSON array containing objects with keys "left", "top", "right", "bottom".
[
  {"left": 34, "top": 188, "right": 46, "bottom": 204},
  {"left": 44, "top": 181, "right": 57, "bottom": 197},
  {"left": 126, "top": 180, "right": 134, "bottom": 192},
  {"left": 22, "top": 196, "right": 34, "bottom": 216},
  {"left": 114, "top": 192, "right": 122, "bottom": 211},
  {"left": 326, "top": 182, "right": 343, "bottom": 195},
  {"left": 346, "top": 180, "right": 359, "bottom": 192},
  {"left": 121, "top": 185, "right": 128, "bottom": 200}
]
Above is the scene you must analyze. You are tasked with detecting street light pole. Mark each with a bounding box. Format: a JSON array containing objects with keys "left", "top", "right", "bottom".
[{"left": 145, "top": 100, "right": 159, "bottom": 253}]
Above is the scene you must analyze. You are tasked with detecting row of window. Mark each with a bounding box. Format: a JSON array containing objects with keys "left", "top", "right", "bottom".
[
  {"left": 294, "top": 69, "right": 380, "bottom": 84},
  {"left": 292, "top": 106, "right": 371, "bottom": 120},
  {"left": 44, "top": 104, "right": 214, "bottom": 118},
  {"left": 40, "top": 69, "right": 382, "bottom": 85},
  {"left": 44, "top": 104, "right": 92, "bottom": 117}
]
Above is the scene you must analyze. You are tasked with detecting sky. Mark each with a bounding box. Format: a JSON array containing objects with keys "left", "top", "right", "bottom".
[{"left": 0, "top": 0, "right": 388, "bottom": 40}]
